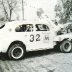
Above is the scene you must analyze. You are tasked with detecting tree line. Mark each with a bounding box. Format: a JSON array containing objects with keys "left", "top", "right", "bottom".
[
  {"left": 0, "top": 0, "right": 71, "bottom": 23},
  {"left": 55, "top": 0, "right": 72, "bottom": 23}
]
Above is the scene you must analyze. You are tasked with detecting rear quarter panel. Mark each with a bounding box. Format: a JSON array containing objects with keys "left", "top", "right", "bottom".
[{"left": 0, "top": 32, "right": 28, "bottom": 52}]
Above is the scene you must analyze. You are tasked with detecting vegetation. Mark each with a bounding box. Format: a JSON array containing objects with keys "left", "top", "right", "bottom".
[
  {"left": 0, "top": 0, "right": 17, "bottom": 21},
  {"left": 55, "top": 0, "right": 72, "bottom": 23}
]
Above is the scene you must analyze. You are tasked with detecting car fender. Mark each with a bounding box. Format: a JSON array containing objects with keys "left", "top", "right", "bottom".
[{"left": 54, "top": 33, "right": 72, "bottom": 42}]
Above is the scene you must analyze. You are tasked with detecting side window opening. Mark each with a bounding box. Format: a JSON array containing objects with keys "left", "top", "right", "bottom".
[
  {"left": 43, "top": 25, "right": 49, "bottom": 31},
  {"left": 36, "top": 24, "right": 49, "bottom": 31},
  {"left": 15, "top": 24, "right": 33, "bottom": 32}
]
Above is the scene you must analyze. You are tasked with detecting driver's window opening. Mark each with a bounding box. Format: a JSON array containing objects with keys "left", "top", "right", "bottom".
[{"left": 15, "top": 24, "right": 33, "bottom": 32}]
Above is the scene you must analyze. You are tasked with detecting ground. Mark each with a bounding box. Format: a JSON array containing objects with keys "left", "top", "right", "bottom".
[{"left": 0, "top": 49, "right": 72, "bottom": 72}]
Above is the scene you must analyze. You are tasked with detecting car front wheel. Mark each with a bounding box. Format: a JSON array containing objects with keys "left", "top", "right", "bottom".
[
  {"left": 60, "top": 40, "right": 72, "bottom": 53},
  {"left": 8, "top": 44, "right": 25, "bottom": 60}
]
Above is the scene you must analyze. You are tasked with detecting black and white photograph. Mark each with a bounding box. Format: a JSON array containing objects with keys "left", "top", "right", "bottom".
[{"left": 0, "top": 0, "right": 72, "bottom": 72}]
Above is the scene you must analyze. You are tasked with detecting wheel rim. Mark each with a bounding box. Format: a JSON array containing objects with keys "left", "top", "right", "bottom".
[
  {"left": 64, "top": 43, "right": 69, "bottom": 49},
  {"left": 63, "top": 42, "right": 71, "bottom": 52},
  {"left": 11, "top": 46, "right": 24, "bottom": 59}
]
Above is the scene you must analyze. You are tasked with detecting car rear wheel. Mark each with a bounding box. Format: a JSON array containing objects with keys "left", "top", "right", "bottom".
[
  {"left": 60, "top": 40, "right": 72, "bottom": 53},
  {"left": 8, "top": 44, "right": 25, "bottom": 60}
]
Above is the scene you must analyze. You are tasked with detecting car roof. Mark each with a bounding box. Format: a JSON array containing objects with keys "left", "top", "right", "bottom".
[
  {"left": 4, "top": 20, "right": 62, "bottom": 32},
  {"left": 5, "top": 20, "right": 52, "bottom": 24},
  {"left": 5, "top": 20, "right": 45, "bottom": 25},
  {"left": 5, "top": 19, "right": 58, "bottom": 30},
  {"left": 5, "top": 19, "right": 55, "bottom": 26}
]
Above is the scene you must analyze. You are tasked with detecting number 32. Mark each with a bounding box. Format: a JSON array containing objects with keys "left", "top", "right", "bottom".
[{"left": 30, "top": 34, "right": 40, "bottom": 42}]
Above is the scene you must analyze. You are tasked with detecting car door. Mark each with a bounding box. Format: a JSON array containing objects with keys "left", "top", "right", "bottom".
[
  {"left": 35, "top": 24, "right": 54, "bottom": 50},
  {"left": 15, "top": 24, "right": 36, "bottom": 51}
]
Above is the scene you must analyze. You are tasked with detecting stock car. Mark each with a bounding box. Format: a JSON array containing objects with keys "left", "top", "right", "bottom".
[{"left": 0, "top": 20, "right": 72, "bottom": 60}]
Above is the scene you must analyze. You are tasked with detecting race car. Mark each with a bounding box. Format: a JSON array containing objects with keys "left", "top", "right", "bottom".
[{"left": 0, "top": 20, "right": 72, "bottom": 60}]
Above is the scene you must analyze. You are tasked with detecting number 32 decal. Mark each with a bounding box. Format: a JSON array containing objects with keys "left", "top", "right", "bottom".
[{"left": 30, "top": 34, "right": 40, "bottom": 42}]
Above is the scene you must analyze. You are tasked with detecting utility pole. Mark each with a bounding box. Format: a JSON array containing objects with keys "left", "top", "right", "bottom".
[{"left": 22, "top": 0, "right": 24, "bottom": 20}]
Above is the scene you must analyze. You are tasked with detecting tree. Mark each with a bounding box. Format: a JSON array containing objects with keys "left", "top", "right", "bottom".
[
  {"left": 55, "top": 0, "right": 72, "bottom": 23},
  {"left": 0, "top": 0, "right": 17, "bottom": 21}
]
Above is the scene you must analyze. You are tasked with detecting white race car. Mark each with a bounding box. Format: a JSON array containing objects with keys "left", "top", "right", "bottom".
[{"left": 0, "top": 20, "right": 72, "bottom": 60}]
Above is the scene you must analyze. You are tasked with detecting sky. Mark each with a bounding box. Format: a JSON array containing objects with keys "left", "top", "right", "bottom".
[{"left": 11, "top": 0, "right": 58, "bottom": 21}]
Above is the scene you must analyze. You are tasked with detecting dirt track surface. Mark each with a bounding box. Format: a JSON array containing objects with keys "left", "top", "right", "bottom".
[{"left": 0, "top": 49, "right": 72, "bottom": 72}]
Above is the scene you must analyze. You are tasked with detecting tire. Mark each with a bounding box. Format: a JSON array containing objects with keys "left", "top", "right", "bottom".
[
  {"left": 60, "top": 40, "right": 72, "bottom": 53},
  {"left": 8, "top": 44, "right": 26, "bottom": 60}
]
